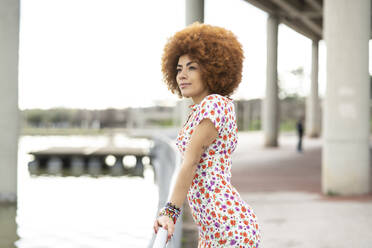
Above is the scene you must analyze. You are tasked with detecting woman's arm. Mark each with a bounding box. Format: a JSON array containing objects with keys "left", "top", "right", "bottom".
[
  {"left": 153, "top": 117, "right": 218, "bottom": 242},
  {"left": 169, "top": 118, "right": 218, "bottom": 209}
]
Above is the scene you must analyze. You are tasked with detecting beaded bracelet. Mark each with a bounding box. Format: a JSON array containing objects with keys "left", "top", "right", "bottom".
[
  {"left": 165, "top": 202, "right": 181, "bottom": 212},
  {"left": 158, "top": 202, "right": 181, "bottom": 224}
]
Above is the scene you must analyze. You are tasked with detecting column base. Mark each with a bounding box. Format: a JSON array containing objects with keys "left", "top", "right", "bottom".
[
  {"left": 0, "top": 193, "right": 17, "bottom": 204},
  {"left": 322, "top": 140, "right": 371, "bottom": 196}
]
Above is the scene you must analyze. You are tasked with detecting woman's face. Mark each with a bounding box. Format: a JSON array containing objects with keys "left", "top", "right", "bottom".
[{"left": 176, "top": 54, "right": 209, "bottom": 99}]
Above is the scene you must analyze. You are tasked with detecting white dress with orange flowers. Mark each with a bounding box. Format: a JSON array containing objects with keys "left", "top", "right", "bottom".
[{"left": 176, "top": 94, "right": 262, "bottom": 247}]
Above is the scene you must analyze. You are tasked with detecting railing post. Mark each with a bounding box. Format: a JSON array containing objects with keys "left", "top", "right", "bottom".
[{"left": 147, "top": 135, "right": 182, "bottom": 248}]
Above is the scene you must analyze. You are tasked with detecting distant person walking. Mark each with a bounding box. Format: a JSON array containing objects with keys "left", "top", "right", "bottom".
[
  {"left": 153, "top": 22, "right": 261, "bottom": 247},
  {"left": 296, "top": 117, "right": 304, "bottom": 153}
]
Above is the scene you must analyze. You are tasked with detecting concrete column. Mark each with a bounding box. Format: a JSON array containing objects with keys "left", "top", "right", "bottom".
[
  {"left": 263, "top": 15, "right": 279, "bottom": 147},
  {"left": 0, "top": 205, "right": 18, "bottom": 247},
  {"left": 0, "top": 0, "right": 20, "bottom": 203},
  {"left": 178, "top": 0, "right": 204, "bottom": 127},
  {"left": 323, "top": 0, "right": 371, "bottom": 195},
  {"left": 185, "top": 0, "right": 204, "bottom": 25},
  {"left": 306, "top": 40, "right": 321, "bottom": 137},
  {"left": 242, "top": 101, "right": 251, "bottom": 131},
  {"left": 178, "top": 100, "right": 193, "bottom": 129}
]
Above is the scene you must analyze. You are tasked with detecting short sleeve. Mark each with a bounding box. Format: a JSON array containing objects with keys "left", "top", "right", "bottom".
[{"left": 194, "top": 94, "right": 227, "bottom": 136}]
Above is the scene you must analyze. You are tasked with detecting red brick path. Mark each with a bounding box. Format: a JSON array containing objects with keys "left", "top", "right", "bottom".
[{"left": 231, "top": 146, "right": 372, "bottom": 202}]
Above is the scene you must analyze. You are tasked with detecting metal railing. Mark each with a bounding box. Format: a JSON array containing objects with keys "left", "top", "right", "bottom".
[{"left": 147, "top": 134, "right": 183, "bottom": 248}]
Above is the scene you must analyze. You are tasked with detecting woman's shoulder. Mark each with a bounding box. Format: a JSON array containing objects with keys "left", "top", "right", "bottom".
[{"left": 200, "top": 93, "right": 233, "bottom": 108}]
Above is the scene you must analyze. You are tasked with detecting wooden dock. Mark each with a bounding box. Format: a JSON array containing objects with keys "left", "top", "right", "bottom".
[{"left": 28, "top": 145, "right": 153, "bottom": 177}]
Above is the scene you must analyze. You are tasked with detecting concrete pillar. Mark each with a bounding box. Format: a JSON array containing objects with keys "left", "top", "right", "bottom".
[
  {"left": 306, "top": 40, "right": 321, "bottom": 137},
  {"left": 177, "top": 0, "right": 205, "bottom": 128},
  {"left": 323, "top": 0, "right": 371, "bottom": 195},
  {"left": 177, "top": 100, "right": 193, "bottom": 129},
  {"left": 185, "top": 0, "right": 204, "bottom": 26},
  {"left": 0, "top": 0, "right": 20, "bottom": 203},
  {"left": 242, "top": 101, "right": 251, "bottom": 131},
  {"left": 0, "top": 205, "right": 18, "bottom": 247},
  {"left": 263, "top": 15, "right": 279, "bottom": 147}
]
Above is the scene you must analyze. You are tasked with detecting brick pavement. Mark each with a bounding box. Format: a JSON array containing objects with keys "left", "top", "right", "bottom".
[
  {"left": 181, "top": 131, "right": 372, "bottom": 247},
  {"left": 231, "top": 131, "right": 372, "bottom": 247}
]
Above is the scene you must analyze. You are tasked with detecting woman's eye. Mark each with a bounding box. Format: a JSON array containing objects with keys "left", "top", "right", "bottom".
[{"left": 176, "top": 66, "right": 196, "bottom": 74}]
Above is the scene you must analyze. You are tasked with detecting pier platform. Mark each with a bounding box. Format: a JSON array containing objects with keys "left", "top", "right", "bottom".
[{"left": 181, "top": 131, "right": 372, "bottom": 248}]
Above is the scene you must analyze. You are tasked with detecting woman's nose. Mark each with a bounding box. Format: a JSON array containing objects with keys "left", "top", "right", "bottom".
[{"left": 178, "top": 69, "right": 187, "bottom": 79}]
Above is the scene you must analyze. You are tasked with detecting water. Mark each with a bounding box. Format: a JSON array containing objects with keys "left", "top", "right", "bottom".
[{"left": 1, "top": 135, "right": 159, "bottom": 248}]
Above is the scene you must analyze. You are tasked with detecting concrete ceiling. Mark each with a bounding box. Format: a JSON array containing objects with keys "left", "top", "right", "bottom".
[{"left": 243, "top": 0, "right": 372, "bottom": 41}]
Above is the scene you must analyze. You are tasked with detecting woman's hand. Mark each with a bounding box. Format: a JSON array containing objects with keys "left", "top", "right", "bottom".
[{"left": 153, "top": 215, "right": 175, "bottom": 243}]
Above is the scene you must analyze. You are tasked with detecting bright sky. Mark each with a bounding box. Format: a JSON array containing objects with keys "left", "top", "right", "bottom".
[{"left": 18, "top": 0, "right": 354, "bottom": 110}]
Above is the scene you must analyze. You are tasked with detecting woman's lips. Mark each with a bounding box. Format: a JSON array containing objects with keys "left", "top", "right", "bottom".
[{"left": 180, "top": 83, "right": 191, "bottom": 89}]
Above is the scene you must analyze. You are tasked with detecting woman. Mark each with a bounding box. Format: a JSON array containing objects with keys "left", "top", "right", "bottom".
[{"left": 153, "top": 22, "right": 261, "bottom": 247}]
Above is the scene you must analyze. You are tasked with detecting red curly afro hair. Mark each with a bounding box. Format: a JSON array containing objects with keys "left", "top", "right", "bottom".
[{"left": 161, "top": 22, "right": 244, "bottom": 98}]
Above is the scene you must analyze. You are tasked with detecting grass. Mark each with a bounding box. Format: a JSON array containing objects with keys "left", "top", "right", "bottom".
[
  {"left": 326, "top": 190, "right": 339, "bottom": 196},
  {"left": 21, "top": 127, "right": 108, "bottom": 136},
  {"left": 279, "top": 120, "right": 296, "bottom": 132},
  {"left": 245, "top": 120, "right": 297, "bottom": 132}
]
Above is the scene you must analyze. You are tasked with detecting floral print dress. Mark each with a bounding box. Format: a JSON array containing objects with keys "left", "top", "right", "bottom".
[{"left": 176, "top": 94, "right": 261, "bottom": 247}]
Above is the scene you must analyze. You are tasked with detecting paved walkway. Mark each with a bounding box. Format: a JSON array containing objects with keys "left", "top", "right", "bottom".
[{"left": 230, "top": 131, "right": 372, "bottom": 248}]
